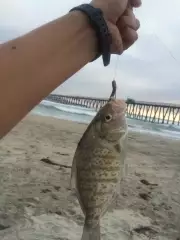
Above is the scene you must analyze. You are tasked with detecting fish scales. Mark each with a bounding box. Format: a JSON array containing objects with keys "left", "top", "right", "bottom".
[{"left": 71, "top": 98, "right": 128, "bottom": 240}]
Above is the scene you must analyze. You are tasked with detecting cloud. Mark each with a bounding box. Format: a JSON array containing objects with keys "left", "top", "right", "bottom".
[{"left": 0, "top": 0, "right": 180, "bottom": 103}]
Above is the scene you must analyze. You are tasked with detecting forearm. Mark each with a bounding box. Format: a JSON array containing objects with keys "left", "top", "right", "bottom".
[{"left": 0, "top": 11, "right": 97, "bottom": 138}]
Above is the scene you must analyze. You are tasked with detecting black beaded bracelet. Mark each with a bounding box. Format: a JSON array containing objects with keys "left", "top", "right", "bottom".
[{"left": 70, "top": 4, "right": 112, "bottom": 66}]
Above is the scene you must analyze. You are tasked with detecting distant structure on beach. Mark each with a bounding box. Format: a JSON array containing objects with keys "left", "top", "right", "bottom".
[
  {"left": 126, "top": 98, "right": 136, "bottom": 104},
  {"left": 45, "top": 94, "right": 180, "bottom": 126}
]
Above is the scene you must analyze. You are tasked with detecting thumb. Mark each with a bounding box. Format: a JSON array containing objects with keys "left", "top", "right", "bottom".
[{"left": 91, "top": 0, "right": 129, "bottom": 23}]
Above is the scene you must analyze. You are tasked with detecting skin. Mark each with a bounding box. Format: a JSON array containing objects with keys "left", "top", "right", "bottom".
[{"left": 0, "top": 0, "right": 141, "bottom": 139}]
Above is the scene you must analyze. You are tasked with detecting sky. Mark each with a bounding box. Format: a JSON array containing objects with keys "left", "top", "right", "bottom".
[{"left": 0, "top": 0, "right": 180, "bottom": 103}]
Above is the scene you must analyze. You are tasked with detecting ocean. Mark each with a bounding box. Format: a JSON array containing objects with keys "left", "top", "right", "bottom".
[{"left": 31, "top": 100, "right": 180, "bottom": 140}]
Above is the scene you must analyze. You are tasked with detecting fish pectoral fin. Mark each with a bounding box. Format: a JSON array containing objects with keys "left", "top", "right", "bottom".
[
  {"left": 100, "top": 192, "right": 118, "bottom": 218},
  {"left": 114, "top": 174, "right": 126, "bottom": 207},
  {"left": 100, "top": 180, "right": 123, "bottom": 217}
]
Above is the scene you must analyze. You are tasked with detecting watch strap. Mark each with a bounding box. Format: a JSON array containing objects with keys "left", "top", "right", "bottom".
[{"left": 70, "top": 4, "right": 112, "bottom": 66}]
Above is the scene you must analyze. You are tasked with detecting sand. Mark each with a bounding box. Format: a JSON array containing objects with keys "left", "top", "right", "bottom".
[{"left": 0, "top": 113, "right": 180, "bottom": 240}]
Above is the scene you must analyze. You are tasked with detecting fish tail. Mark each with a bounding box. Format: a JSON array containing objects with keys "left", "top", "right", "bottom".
[{"left": 81, "top": 218, "right": 100, "bottom": 240}]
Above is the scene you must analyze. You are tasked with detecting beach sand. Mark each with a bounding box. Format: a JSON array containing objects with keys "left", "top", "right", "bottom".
[{"left": 0, "top": 114, "right": 180, "bottom": 240}]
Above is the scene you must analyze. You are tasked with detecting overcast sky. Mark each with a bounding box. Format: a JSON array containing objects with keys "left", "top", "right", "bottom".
[{"left": 0, "top": 0, "right": 180, "bottom": 103}]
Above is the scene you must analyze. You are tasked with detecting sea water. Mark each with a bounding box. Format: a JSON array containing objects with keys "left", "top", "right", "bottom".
[{"left": 31, "top": 100, "right": 180, "bottom": 140}]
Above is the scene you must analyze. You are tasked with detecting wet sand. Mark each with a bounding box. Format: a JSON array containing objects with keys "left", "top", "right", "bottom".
[{"left": 0, "top": 114, "right": 180, "bottom": 240}]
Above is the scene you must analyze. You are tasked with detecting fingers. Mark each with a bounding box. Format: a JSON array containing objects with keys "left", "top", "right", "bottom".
[
  {"left": 130, "top": 0, "right": 142, "bottom": 8},
  {"left": 121, "top": 28, "right": 138, "bottom": 50},
  {"left": 109, "top": 23, "right": 124, "bottom": 54},
  {"left": 117, "top": 15, "right": 140, "bottom": 31},
  {"left": 117, "top": 8, "right": 140, "bottom": 51}
]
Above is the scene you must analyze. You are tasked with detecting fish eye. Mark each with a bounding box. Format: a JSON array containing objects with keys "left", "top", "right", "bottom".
[{"left": 105, "top": 114, "right": 112, "bottom": 122}]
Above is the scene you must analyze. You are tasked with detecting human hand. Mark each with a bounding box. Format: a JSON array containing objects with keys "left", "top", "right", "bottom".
[{"left": 91, "top": 0, "right": 142, "bottom": 54}]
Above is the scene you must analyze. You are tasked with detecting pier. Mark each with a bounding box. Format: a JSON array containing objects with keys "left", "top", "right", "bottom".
[{"left": 45, "top": 94, "right": 180, "bottom": 126}]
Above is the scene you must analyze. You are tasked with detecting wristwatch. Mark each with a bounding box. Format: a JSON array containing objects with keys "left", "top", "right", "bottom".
[{"left": 70, "top": 4, "right": 112, "bottom": 67}]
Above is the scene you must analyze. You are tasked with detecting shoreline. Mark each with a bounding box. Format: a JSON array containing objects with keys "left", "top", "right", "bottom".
[
  {"left": 0, "top": 113, "right": 180, "bottom": 239},
  {"left": 32, "top": 109, "right": 180, "bottom": 141}
]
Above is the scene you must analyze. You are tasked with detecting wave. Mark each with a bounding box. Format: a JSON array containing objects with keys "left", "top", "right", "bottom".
[
  {"left": 162, "top": 123, "right": 180, "bottom": 132},
  {"left": 41, "top": 100, "right": 96, "bottom": 117},
  {"left": 127, "top": 115, "right": 180, "bottom": 133},
  {"left": 36, "top": 100, "right": 180, "bottom": 140}
]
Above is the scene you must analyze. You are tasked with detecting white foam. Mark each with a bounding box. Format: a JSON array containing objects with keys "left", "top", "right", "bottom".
[
  {"left": 41, "top": 100, "right": 96, "bottom": 117},
  {"left": 34, "top": 100, "right": 180, "bottom": 140}
]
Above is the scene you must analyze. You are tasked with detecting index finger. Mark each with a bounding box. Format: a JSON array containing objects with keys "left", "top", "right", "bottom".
[{"left": 130, "top": 0, "right": 142, "bottom": 8}]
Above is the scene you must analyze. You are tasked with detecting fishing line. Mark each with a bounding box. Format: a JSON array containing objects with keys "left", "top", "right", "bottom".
[
  {"left": 153, "top": 33, "right": 179, "bottom": 65},
  {"left": 143, "top": 17, "right": 180, "bottom": 66},
  {"left": 113, "top": 54, "right": 120, "bottom": 81},
  {"left": 110, "top": 9, "right": 180, "bottom": 101}
]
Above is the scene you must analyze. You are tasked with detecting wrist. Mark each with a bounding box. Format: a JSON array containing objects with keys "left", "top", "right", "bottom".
[
  {"left": 69, "top": 4, "right": 112, "bottom": 66},
  {"left": 90, "top": 2, "right": 116, "bottom": 23},
  {"left": 68, "top": 11, "right": 99, "bottom": 61},
  {"left": 90, "top": 2, "right": 109, "bottom": 20}
]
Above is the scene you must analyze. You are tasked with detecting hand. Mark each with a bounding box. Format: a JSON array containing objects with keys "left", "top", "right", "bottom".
[{"left": 91, "top": 0, "right": 142, "bottom": 54}]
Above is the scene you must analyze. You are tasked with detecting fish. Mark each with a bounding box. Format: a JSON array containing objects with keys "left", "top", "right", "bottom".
[{"left": 70, "top": 98, "right": 128, "bottom": 240}]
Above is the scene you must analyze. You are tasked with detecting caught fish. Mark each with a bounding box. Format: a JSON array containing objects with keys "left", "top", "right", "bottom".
[{"left": 71, "top": 83, "right": 128, "bottom": 240}]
